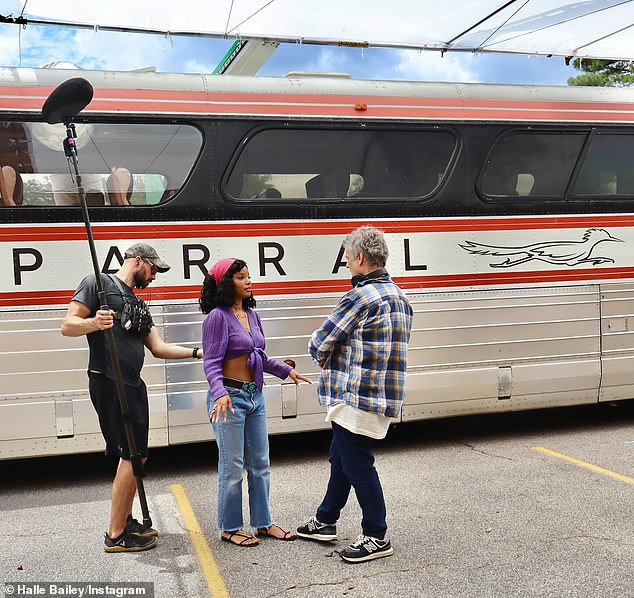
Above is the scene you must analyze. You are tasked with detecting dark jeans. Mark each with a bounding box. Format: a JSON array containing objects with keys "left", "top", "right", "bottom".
[{"left": 316, "top": 421, "right": 387, "bottom": 539}]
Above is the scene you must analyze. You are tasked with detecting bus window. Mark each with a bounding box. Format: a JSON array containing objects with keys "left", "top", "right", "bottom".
[
  {"left": 0, "top": 122, "right": 33, "bottom": 206},
  {"left": 0, "top": 121, "right": 201, "bottom": 207},
  {"left": 226, "top": 127, "right": 457, "bottom": 201},
  {"left": 480, "top": 131, "right": 586, "bottom": 199},
  {"left": 573, "top": 133, "right": 634, "bottom": 197}
]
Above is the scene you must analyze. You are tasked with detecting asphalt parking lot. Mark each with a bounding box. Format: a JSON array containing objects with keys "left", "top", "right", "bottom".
[{"left": 2, "top": 402, "right": 634, "bottom": 598}]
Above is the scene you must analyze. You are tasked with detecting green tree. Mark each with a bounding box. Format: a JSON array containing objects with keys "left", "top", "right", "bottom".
[
  {"left": 567, "top": 59, "right": 634, "bottom": 87},
  {"left": 23, "top": 176, "right": 53, "bottom": 206}
]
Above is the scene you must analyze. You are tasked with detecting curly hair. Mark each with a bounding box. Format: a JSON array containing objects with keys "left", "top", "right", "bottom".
[
  {"left": 199, "top": 259, "right": 256, "bottom": 314},
  {"left": 342, "top": 225, "right": 389, "bottom": 268}
]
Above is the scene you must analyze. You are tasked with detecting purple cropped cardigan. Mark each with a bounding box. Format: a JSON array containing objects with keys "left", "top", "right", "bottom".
[{"left": 202, "top": 306, "right": 292, "bottom": 401}]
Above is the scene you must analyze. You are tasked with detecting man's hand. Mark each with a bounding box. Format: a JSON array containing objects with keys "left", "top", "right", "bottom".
[
  {"left": 93, "top": 309, "right": 115, "bottom": 330},
  {"left": 61, "top": 301, "right": 112, "bottom": 338}
]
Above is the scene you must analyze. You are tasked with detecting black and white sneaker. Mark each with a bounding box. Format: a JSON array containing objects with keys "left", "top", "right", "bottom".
[
  {"left": 339, "top": 534, "right": 393, "bottom": 563},
  {"left": 103, "top": 530, "right": 158, "bottom": 553},
  {"left": 125, "top": 515, "right": 158, "bottom": 538},
  {"left": 296, "top": 517, "right": 337, "bottom": 542}
]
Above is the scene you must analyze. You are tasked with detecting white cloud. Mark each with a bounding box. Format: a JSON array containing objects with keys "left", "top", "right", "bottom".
[
  {"left": 71, "top": 29, "right": 175, "bottom": 71},
  {"left": 0, "top": 24, "right": 217, "bottom": 73},
  {"left": 183, "top": 58, "right": 215, "bottom": 73},
  {"left": 0, "top": 29, "right": 19, "bottom": 65},
  {"left": 393, "top": 50, "right": 482, "bottom": 83},
  {"left": 302, "top": 46, "right": 351, "bottom": 75}
]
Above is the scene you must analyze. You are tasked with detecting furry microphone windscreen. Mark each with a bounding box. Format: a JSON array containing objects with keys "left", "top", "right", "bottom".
[{"left": 41, "top": 77, "right": 94, "bottom": 124}]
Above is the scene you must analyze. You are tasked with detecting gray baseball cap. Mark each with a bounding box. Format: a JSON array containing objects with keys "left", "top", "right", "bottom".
[{"left": 124, "top": 243, "right": 170, "bottom": 273}]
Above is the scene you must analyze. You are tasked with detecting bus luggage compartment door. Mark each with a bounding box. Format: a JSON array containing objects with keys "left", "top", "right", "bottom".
[
  {"left": 599, "top": 283, "right": 634, "bottom": 403},
  {"left": 281, "top": 382, "right": 298, "bottom": 419},
  {"left": 402, "top": 285, "right": 601, "bottom": 420}
]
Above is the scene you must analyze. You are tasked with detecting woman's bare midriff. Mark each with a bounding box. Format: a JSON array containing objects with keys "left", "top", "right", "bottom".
[{"left": 222, "top": 354, "right": 254, "bottom": 382}]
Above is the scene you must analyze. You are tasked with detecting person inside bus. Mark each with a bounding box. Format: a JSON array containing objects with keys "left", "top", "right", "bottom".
[
  {"left": 296, "top": 226, "right": 413, "bottom": 563},
  {"left": 61, "top": 243, "right": 204, "bottom": 552},
  {"left": 0, "top": 121, "right": 32, "bottom": 206},
  {"left": 48, "top": 167, "right": 133, "bottom": 206},
  {"left": 107, "top": 166, "right": 133, "bottom": 205},
  {"left": 0, "top": 164, "right": 23, "bottom": 206},
  {"left": 199, "top": 257, "right": 311, "bottom": 547}
]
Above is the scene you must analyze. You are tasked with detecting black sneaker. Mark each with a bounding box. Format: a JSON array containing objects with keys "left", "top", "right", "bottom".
[
  {"left": 125, "top": 515, "right": 158, "bottom": 537},
  {"left": 103, "top": 530, "right": 158, "bottom": 553},
  {"left": 339, "top": 535, "right": 393, "bottom": 563},
  {"left": 296, "top": 517, "right": 337, "bottom": 542}
]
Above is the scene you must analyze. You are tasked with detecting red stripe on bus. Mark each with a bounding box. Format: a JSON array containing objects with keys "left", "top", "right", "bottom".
[
  {"left": 65, "top": 100, "right": 634, "bottom": 122},
  {"left": 90, "top": 87, "right": 634, "bottom": 112},
  {"left": 3, "top": 84, "right": 634, "bottom": 113},
  {"left": 1, "top": 87, "right": 633, "bottom": 122},
  {"left": 85, "top": 92, "right": 634, "bottom": 111},
  {"left": 4, "top": 266, "right": 634, "bottom": 307},
  {"left": 3, "top": 216, "right": 634, "bottom": 243}
]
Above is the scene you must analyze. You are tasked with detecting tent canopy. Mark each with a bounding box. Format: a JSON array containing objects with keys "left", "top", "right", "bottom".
[{"left": 1, "top": 0, "right": 633, "bottom": 61}]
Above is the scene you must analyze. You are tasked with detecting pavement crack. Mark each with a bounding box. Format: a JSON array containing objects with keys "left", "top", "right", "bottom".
[
  {"left": 457, "top": 441, "right": 514, "bottom": 461},
  {"left": 263, "top": 566, "right": 438, "bottom": 597}
]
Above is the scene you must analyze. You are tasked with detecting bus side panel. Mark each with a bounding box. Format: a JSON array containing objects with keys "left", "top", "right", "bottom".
[
  {"left": 0, "top": 307, "right": 170, "bottom": 459},
  {"left": 256, "top": 297, "right": 333, "bottom": 435},
  {"left": 599, "top": 283, "right": 634, "bottom": 402},
  {"left": 162, "top": 304, "right": 209, "bottom": 445},
  {"left": 0, "top": 309, "right": 104, "bottom": 459},
  {"left": 142, "top": 307, "right": 170, "bottom": 450},
  {"left": 402, "top": 285, "right": 601, "bottom": 420}
]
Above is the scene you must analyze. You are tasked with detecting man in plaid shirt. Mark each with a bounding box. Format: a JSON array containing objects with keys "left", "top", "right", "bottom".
[{"left": 297, "top": 226, "right": 413, "bottom": 563}]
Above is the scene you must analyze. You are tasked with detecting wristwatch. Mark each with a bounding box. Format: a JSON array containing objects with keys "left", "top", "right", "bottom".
[{"left": 192, "top": 347, "right": 201, "bottom": 359}]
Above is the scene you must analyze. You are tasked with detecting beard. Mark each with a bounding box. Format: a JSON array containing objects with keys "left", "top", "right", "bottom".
[{"left": 133, "top": 271, "right": 149, "bottom": 289}]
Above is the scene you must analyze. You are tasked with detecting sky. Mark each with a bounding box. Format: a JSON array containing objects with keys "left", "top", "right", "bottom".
[{"left": 0, "top": 21, "right": 578, "bottom": 85}]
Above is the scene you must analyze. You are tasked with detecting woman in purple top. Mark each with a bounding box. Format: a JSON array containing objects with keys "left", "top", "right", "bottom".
[{"left": 200, "top": 257, "right": 310, "bottom": 547}]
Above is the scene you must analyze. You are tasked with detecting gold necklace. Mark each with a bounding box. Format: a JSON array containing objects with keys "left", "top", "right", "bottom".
[
  {"left": 232, "top": 306, "right": 247, "bottom": 320},
  {"left": 232, "top": 306, "right": 251, "bottom": 334}
]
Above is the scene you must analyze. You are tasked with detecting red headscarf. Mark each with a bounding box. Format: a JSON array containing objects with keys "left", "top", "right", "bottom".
[{"left": 208, "top": 258, "right": 237, "bottom": 285}]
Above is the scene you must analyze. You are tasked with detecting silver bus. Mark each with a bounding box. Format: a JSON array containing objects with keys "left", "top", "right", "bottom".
[{"left": 1, "top": 66, "right": 634, "bottom": 459}]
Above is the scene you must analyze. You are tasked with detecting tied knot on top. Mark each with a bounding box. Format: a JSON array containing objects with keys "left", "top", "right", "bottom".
[{"left": 247, "top": 346, "right": 269, "bottom": 391}]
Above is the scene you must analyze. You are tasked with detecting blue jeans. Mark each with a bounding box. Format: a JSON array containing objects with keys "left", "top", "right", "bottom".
[
  {"left": 207, "top": 386, "right": 271, "bottom": 531},
  {"left": 316, "top": 421, "right": 387, "bottom": 539}
]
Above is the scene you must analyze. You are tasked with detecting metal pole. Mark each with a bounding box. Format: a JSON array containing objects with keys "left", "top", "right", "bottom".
[{"left": 63, "top": 121, "right": 152, "bottom": 528}]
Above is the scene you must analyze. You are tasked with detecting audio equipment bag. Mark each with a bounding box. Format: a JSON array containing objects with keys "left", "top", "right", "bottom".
[{"left": 107, "top": 274, "right": 153, "bottom": 336}]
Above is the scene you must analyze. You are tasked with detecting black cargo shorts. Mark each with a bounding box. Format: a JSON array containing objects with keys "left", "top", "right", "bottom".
[{"left": 88, "top": 371, "right": 149, "bottom": 459}]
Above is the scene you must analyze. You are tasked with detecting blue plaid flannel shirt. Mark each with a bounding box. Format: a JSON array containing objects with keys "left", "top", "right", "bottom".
[{"left": 308, "top": 274, "right": 413, "bottom": 418}]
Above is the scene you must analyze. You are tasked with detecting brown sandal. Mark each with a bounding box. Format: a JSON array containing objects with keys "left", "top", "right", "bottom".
[
  {"left": 257, "top": 524, "right": 297, "bottom": 541},
  {"left": 221, "top": 530, "right": 259, "bottom": 547}
]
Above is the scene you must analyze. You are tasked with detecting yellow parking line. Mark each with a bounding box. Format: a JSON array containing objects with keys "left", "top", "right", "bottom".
[
  {"left": 170, "top": 483, "right": 230, "bottom": 598},
  {"left": 532, "top": 446, "right": 634, "bottom": 485}
]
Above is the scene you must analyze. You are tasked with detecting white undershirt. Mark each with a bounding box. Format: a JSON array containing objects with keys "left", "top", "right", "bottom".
[{"left": 326, "top": 404, "right": 392, "bottom": 440}]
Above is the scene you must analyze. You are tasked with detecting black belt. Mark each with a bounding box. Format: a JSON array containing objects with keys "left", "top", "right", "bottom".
[{"left": 223, "top": 377, "right": 258, "bottom": 393}]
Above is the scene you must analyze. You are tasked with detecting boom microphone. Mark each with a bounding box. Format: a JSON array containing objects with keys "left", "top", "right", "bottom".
[
  {"left": 42, "top": 72, "right": 153, "bottom": 529},
  {"left": 41, "top": 77, "right": 94, "bottom": 124}
]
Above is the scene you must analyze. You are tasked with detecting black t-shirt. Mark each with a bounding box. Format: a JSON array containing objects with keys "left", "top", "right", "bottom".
[{"left": 71, "top": 273, "right": 154, "bottom": 386}]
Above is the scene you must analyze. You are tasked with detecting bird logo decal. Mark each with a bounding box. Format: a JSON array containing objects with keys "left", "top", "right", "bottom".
[{"left": 459, "top": 228, "right": 623, "bottom": 268}]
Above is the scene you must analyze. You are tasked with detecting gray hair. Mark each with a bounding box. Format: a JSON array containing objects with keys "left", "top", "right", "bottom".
[{"left": 342, "top": 225, "right": 389, "bottom": 268}]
